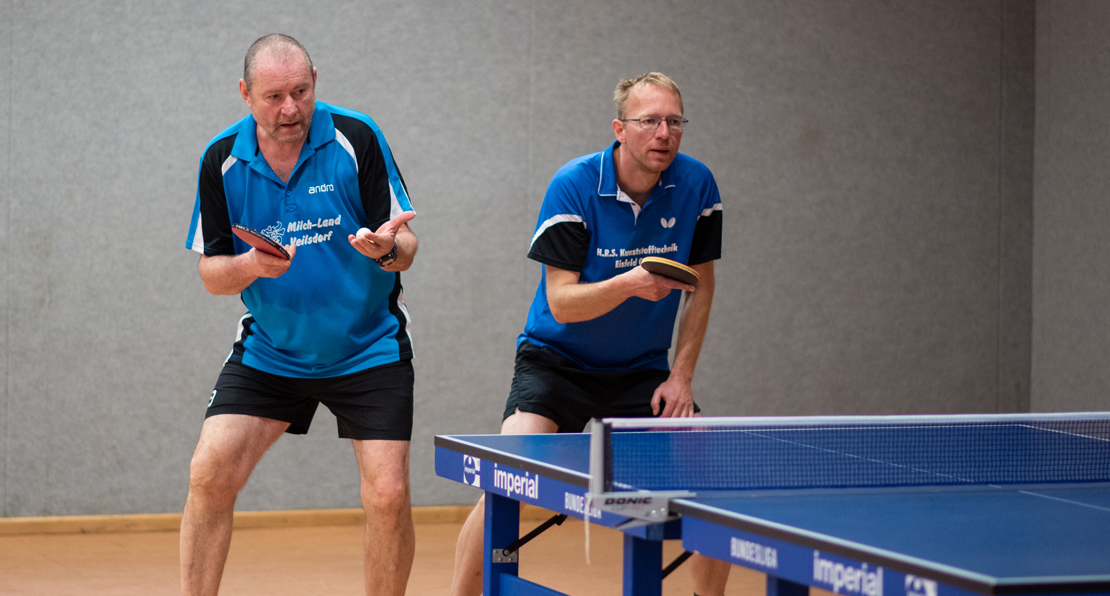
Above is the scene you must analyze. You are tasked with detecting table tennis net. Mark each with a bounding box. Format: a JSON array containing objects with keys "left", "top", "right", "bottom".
[{"left": 601, "top": 415, "right": 1110, "bottom": 491}]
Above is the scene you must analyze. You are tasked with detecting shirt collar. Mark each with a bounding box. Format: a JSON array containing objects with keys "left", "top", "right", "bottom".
[
  {"left": 598, "top": 141, "right": 621, "bottom": 197},
  {"left": 230, "top": 101, "right": 335, "bottom": 163}
]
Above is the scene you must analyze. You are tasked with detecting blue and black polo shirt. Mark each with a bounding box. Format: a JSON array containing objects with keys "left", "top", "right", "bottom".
[
  {"left": 186, "top": 101, "right": 414, "bottom": 378},
  {"left": 520, "top": 140, "right": 723, "bottom": 371}
]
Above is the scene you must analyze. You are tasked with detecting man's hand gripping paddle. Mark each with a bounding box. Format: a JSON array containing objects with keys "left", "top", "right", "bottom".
[{"left": 640, "top": 256, "right": 699, "bottom": 289}]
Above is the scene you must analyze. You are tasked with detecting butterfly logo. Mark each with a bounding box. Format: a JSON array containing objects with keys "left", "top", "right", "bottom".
[{"left": 661, "top": 217, "right": 676, "bottom": 228}]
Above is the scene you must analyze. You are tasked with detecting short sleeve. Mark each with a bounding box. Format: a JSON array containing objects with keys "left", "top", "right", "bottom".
[
  {"left": 526, "top": 173, "right": 590, "bottom": 272},
  {"left": 186, "top": 135, "right": 236, "bottom": 256},
  {"left": 688, "top": 175, "right": 722, "bottom": 265}
]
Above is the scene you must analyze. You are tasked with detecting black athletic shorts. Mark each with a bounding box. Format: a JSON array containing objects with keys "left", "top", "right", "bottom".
[
  {"left": 503, "top": 341, "right": 699, "bottom": 433},
  {"left": 206, "top": 359, "right": 414, "bottom": 441}
]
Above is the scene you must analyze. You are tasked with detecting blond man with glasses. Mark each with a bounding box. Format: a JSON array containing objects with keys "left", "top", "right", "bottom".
[{"left": 450, "top": 73, "right": 729, "bottom": 596}]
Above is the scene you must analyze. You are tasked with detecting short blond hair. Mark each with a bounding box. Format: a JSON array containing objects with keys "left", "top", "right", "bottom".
[{"left": 614, "top": 72, "right": 683, "bottom": 120}]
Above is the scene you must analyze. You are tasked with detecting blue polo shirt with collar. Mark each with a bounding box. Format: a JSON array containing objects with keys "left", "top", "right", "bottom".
[
  {"left": 185, "top": 101, "right": 414, "bottom": 378},
  {"left": 521, "top": 140, "right": 723, "bottom": 371}
]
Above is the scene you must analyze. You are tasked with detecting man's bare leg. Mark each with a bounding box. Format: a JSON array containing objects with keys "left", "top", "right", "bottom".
[
  {"left": 353, "top": 439, "right": 415, "bottom": 596},
  {"left": 692, "top": 554, "right": 732, "bottom": 596},
  {"left": 450, "top": 410, "right": 559, "bottom": 596},
  {"left": 180, "top": 414, "right": 289, "bottom": 596}
]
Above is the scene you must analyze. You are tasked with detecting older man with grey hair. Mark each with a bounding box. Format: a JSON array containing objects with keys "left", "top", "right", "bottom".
[{"left": 182, "top": 34, "right": 418, "bottom": 596}]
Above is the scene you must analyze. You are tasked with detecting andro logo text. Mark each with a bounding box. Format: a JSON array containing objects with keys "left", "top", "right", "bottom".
[
  {"left": 730, "top": 537, "right": 777, "bottom": 569},
  {"left": 813, "top": 551, "right": 883, "bottom": 596},
  {"left": 308, "top": 183, "right": 336, "bottom": 194},
  {"left": 493, "top": 466, "right": 538, "bottom": 499}
]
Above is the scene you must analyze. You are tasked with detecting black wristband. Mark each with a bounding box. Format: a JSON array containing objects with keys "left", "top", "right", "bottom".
[{"left": 374, "top": 243, "right": 398, "bottom": 267}]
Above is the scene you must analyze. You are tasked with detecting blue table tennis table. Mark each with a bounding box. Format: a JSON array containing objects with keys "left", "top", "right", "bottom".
[{"left": 434, "top": 414, "right": 1110, "bottom": 596}]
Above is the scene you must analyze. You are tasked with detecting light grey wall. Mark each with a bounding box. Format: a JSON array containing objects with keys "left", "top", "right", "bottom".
[
  {"left": 1, "top": 0, "right": 11, "bottom": 516},
  {"left": 1, "top": 0, "right": 1033, "bottom": 516},
  {"left": 1000, "top": 0, "right": 1036, "bottom": 414},
  {"left": 1032, "top": 1, "right": 1110, "bottom": 412},
  {"left": 690, "top": 0, "right": 1034, "bottom": 417}
]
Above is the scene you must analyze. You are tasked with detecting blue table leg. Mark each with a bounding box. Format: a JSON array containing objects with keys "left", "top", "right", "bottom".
[
  {"left": 623, "top": 533, "right": 662, "bottom": 596},
  {"left": 767, "top": 576, "right": 809, "bottom": 596},
  {"left": 484, "top": 492, "right": 520, "bottom": 596}
]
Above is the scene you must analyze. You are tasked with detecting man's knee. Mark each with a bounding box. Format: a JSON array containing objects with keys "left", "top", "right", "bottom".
[
  {"left": 187, "top": 415, "right": 286, "bottom": 502},
  {"left": 361, "top": 476, "right": 411, "bottom": 514},
  {"left": 188, "top": 448, "right": 248, "bottom": 502},
  {"left": 501, "top": 409, "right": 559, "bottom": 434}
]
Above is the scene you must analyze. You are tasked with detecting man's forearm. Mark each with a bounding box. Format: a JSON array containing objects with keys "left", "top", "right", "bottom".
[
  {"left": 198, "top": 246, "right": 295, "bottom": 295},
  {"left": 669, "top": 262, "right": 715, "bottom": 383},
  {"left": 198, "top": 254, "right": 260, "bottom": 295},
  {"left": 546, "top": 275, "right": 632, "bottom": 323},
  {"left": 380, "top": 224, "right": 418, "bottom": 272},
  {"left": 546, "top": 264, "right": 691, "bottom": 324}
]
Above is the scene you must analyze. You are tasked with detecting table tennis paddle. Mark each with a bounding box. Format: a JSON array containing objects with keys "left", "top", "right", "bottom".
[
  {"left": 641, "top": 256, "right": 698, "bottom": 288},
  {"left": 232, "top": 224, "right": 290, "bottom": 260}
]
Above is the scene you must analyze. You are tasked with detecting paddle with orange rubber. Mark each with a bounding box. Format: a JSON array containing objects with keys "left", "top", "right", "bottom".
[{"left": 640, "top": 256, "right": 699, "bottom": 289}]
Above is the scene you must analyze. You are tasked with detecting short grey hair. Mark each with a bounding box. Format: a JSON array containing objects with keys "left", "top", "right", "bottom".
[
  {"left": 613, "top": 72, "right": 683, "bottom": 120},
  {"left": 243, "top": 34, "right": 314, "bottom": 93}
]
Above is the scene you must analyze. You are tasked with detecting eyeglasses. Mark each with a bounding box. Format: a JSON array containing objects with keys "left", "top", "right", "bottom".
[{"left": 620, "top": 117, "right": 688, "bottom": 132}]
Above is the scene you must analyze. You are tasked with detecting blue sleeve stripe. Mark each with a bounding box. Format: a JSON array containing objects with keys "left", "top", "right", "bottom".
[
  {"left": 389, "top": 183, "right": 407, "bottom": 219},
  {"left": 188, "top": 217, "right": 205, "bottom": 253},
  {"left": 186, "top": 199, "right": 205, "bottom": 253},
  {"left": 377, "top": 137, "right": 411, "bottom": 213}
]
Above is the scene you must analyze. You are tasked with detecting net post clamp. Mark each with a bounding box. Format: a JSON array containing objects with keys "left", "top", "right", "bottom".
[{"left": 586, "top": 490, "right": 695, "bottom": 525}]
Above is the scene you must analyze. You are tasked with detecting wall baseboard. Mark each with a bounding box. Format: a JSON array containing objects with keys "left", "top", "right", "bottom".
[{"left": 0, "top": 505, "right": 554, "bottom": 536}]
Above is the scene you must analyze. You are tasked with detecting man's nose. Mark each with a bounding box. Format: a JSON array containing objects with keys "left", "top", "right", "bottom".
[{"left": 281, "top": 96, "right": 299, "bottom": 115}]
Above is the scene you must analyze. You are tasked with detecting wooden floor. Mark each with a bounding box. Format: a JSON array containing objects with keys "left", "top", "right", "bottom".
[{"left": 0, "top": 515, "right": 769, "bottom": 595}]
